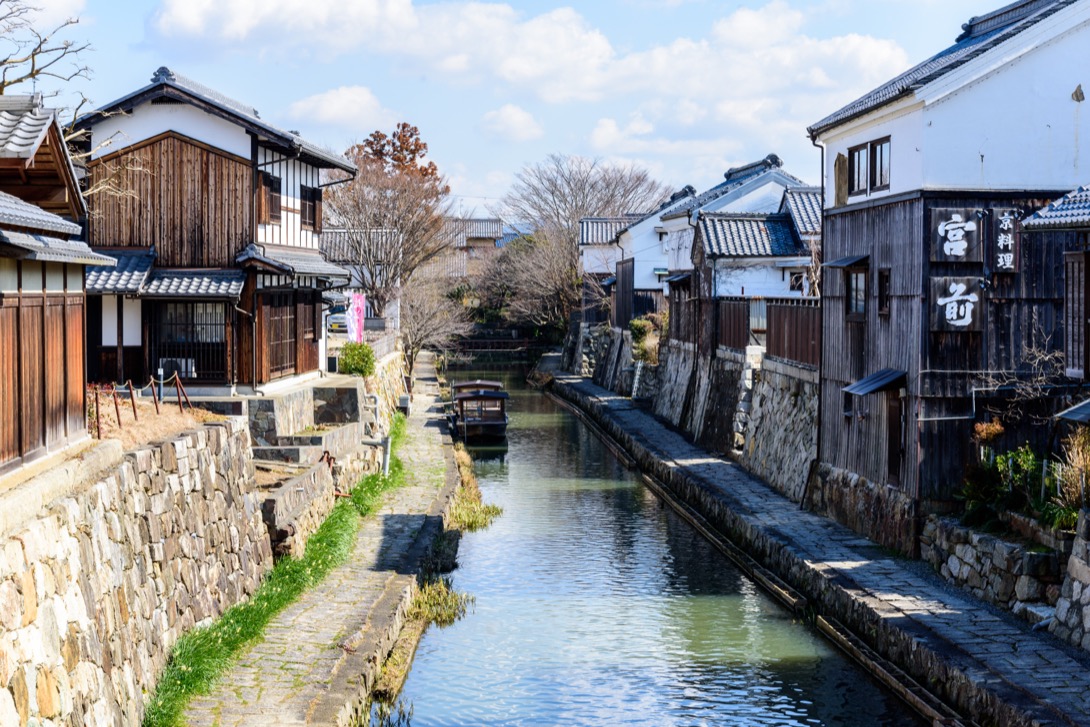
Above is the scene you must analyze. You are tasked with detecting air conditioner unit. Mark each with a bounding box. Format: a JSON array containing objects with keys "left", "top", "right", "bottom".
[{"left": 159, "top": 358, "right": 197, "bottom": 379}]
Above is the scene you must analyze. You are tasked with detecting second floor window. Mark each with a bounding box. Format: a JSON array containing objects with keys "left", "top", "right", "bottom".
[
  {"left": 301, "top": 185, "right": 323, "bottom": 232},
  {"left": 260, "top": 173, "right": 282, "bottom": 224},
  {"left": 848, "top": 137, "right": 891, "bottom": 196},
  {"left": 847, "top": 268, "right": 867, "bottom": 319}
]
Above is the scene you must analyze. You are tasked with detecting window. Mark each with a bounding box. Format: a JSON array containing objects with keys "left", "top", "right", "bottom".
[
  {"left": 301, "top": 185, "right": 322, "bottom": 232},
  {"left": 789, "top": 271, "right": 805, "bottom": 293},
  {"left": 259, "top": 173, "right": 282, "bottom": 224},
  {"left": 877, "top": 268, "right": 891, "bottom": 315},
  {"left": 871, "top": 138, "right": 890, "bottom": 190},
  {"left": 848, "top": 138, "right": 891, "bottom": 196},
  {"left": 849, "top": 144, "right": 869, "bottom": 195},
  {"left": 846, "top": 268, "right": 867, "bottom": 318}
]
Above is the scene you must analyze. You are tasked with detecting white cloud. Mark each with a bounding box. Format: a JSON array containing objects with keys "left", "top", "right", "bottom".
[
  {"left": 288, "top": 86, "right": 396, "bottom": 132},
  {"left": 32, "top": 0, "right": 86, "bottom": 28},
  {"left": 482, "top": 105, "right": 544, "bottom": 142}
]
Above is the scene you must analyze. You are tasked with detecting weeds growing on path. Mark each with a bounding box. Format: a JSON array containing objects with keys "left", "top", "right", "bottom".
[
  {"left": 448, "top": 444, "right": 503, "bottom": 531},
  {"left": 142, "top": 415, "right": 408, "bottom": 727}
]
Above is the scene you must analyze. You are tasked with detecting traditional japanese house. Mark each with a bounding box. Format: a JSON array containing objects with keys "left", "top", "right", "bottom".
[
  {"left": 0, "top": 96, "right": 115, "bottom": 473},
  {"left": 807, "top": 0, "right": 1087, "bottom": 552},
  {"left": 77, "top": 68, "right": 355, "bottom": 391},
  {"left": 578, "top": 214, "right": 644, "bottom": 324}
]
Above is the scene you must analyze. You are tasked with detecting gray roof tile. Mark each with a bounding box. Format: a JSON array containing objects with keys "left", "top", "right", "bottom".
[
  {"left": 698, "top": 213, "right": 805, "bottom": 258},
  {"left": 142, "top": 269, "right": 246, "bottom": 299},
  {"left": 0, "top": 190, "right": 81, "bottom": 236},
  {"left": 662, "top": 155, "right": 803, "bottom": 220},
  {"left": 809, "top": 0, "right": 1075, "bottom": 136},
  {"left": 1022, "top": 186, "right": 1090, "bottom": 229},
  {"left": 579, "top": 215, "right": 644, "bottom": 245},
  {"left": 82, "top": 68, "right": 355, "bottom": 173},
  {"left": 0, "top": 230, "right": 115, "bottom": 266},
  {"left": 0, "top": 104, "right": 51, "bottom": 160},
  {"left": 237, "top": 243, "right": 350, "bottom": 278},
  {"left": 782, "top": 187, "right": 823, "bottom": 236},
  {"left": 85, "top": 249, "right": 155, "bottom": 293}
]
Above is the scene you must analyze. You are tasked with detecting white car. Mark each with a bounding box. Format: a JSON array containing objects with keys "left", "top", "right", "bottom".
[{"left": 326, "top": 313, "right": 347, "bottom": 333}]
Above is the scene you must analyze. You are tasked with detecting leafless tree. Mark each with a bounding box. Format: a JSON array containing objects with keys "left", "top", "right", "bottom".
[
  {"left": 0, "top": 1, "right": 89, "bottom": 95},
  {"left": 494, "top": 154, "right": 670, "bottom": 333},
  {"left": 399, "top": 278, "right": 473, "bottom": 375},
  {"left": 325, "top": 136, "right": 454, "bottom": 317}
]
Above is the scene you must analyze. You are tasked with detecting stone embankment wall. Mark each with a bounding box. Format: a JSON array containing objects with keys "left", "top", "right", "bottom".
[
  {"left": 653, "top": 342, "right": 746, "bottom": 456},
  {"left": 1051, "top": 512, "right": 1090, "bottom": 650},
  {"left": 0, "top": 420, "right": 272, "bottom": 726},
  {"left": 920, "top": 516, "right": 1063, "bottom": 623},
  {"left": 739, "top": 357, "right": 818, "bottom": 503},
  {"left": 806, "top": 465, "right": 918, "bottom": 556}
]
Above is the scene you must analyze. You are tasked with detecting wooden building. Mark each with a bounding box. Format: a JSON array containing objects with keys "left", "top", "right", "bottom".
[
  {"left": 808, "top": 0, "right": 1088, "bottom": 547},
  {"left": 77, "top": 68, "right": 355, "bottom": 390},
  {"left": 0, "top": 96, "right": 115, "bottom": 473}
]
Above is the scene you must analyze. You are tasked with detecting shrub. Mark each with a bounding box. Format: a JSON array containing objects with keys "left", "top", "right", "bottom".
[
  {"left": 338, "top": 342, "right": 376, "bottom": 377},
  {"left": 629, "top": 318, "right": 653, "bottom": 344}
]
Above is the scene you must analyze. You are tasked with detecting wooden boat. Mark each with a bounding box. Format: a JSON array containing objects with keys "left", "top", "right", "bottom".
[{"left": 449, "top": 380, "right": 509, "bottom": 442}]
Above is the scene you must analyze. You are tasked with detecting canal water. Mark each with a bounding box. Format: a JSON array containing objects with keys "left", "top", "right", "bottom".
[{"left": 395, "top": 369, "right": 922, "bottom": 726}]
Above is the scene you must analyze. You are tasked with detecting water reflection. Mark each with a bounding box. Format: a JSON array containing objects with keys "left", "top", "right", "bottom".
[{"left": 396, "top": 369, "right": 922, "bottom": 726}]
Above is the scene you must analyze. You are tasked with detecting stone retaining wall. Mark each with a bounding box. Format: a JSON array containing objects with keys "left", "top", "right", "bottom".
[
  {"left": 1051, "top": 512, "right": 1090, "bottom": 650},
  {"left": 807, "top": 464, "right": 919, "bottom": 556},
  {"left": 262, "top": 464, "right": 336, "bottom": 559},
  {"left": 739, "top": 357, "right": 819, "bottom": 503},
  {"left": 0, "top": 419, "right": 272, "bottom": 726},
  {"left": 920, "top": 515, "right": 1062, "bottom": 623},
  {"left": 653, "top": 342, "right": 746, "bottom": 457}
]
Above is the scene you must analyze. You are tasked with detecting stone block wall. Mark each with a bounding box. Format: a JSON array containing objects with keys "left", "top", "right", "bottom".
[
  {"left": 921, "top": 516, "right": 1063, "bottom": 623},
  {"left": 807, "top": 465, "right": 919, "bottom": 555},
  {"left": 652, "top": 342, "right": 746, "bottom": 457},
  {"left": 249, "top": 388, "right": 315, "bottom": 447},
  {"left": 0, "top": 420, "right": 273, "bottom": 726},
  {"left": 739, "top": 357, "right": 819, "bottom": 503},
  {"left": 262, "top": 464, "right": 336, "bottom": 559},
  {"left": 1051, "top": 512, "right": 1090, "bottom": 650}
]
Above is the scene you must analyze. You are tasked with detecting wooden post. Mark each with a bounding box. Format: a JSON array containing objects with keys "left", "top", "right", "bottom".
[
  {"left": 177, "top": 378, "right": 193, "bottom": 411},
  {"left": 126, "top": 380, "right": 138, "bottom": 422},
  {"left": 150, "top": 378, "right": 161, "bottom": 416},
  {"left": 115, "top": 296, "right": 124, "bottom": 384},
  {"left": 94, "top": 386, "right": 101, "bottom": 439},
  {"left": 112, "top": 387, "right": 123, "bottom": 431},
  {"left": 175, "top": 377, "right": 184, "bottom": 414}
]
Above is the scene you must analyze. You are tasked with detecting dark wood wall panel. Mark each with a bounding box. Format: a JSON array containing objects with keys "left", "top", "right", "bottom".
[
  {"left": 88, "top": 133, "right": 253, "bottom": 266},
  {"left": 0, "top": 302, "right": 18, "bottom": 465},
  {"left": 65, "top": 298, "right": 85, "bottom": 437},
  {"left": 19, "top": 298, "right": 44, "bottom": 458},
  {"left": 44, "top": 299, "right": 65, "bottom": 445}
]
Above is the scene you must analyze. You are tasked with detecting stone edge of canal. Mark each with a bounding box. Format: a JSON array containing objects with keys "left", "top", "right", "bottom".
[{"left": 542, "top": 380, "right": 978, "bottom": 727}]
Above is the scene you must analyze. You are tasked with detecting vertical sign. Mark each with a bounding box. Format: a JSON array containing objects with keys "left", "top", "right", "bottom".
[
  {"left": 992, "top": 208, "right": 1019, "bottom": 273},
  {"left": 931, "top": 208, "right": 983, "bottom": 263},
  {"left": 931, "top": 277, "right": 982, "bottom": 332},
  {"left": 347, "top": 293, "right": 367, "bottom": 343}
]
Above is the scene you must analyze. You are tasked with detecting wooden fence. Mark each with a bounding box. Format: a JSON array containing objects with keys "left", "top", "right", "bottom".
[
  {"left": 666, "top": 293, "right": 821, "bottom": 368},
  {"left": 766, "top": 298, "right": 821, "bottom": 368}
]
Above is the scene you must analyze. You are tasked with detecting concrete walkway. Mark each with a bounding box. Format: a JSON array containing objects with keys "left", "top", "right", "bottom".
[
  {"left": 186, "top": 353, "right": 457, "bottom": 726},
  {"left": 550, "top": 371, "right": 1090, "bottom": 727}
]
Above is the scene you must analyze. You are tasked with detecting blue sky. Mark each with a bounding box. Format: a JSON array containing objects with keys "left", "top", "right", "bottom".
[{"left": 33, "top": 0, "right": 1000, "bottom": 215}]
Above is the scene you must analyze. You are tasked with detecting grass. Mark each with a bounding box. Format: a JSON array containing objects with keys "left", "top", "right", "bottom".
[
  {"left": 142, "top": 415, "right": 408, "bottom": 727},
  {"left": 447, "top": 444, "right": 503, "bottom": 532}
]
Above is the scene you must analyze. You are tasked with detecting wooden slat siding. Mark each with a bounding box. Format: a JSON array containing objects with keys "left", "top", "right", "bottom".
[
  {"left": 767, "top": 298, "right": 821, "bottom": 368},
  {"left": 717, "top": 298, "right": 749, "bottom": 350},
  {"left": 44, "top": 296, "right": 66, "bottom": 445},
  {"left": 1065, "top": 251, "right": 1087, "bottom": 378},
  {"left": 614, "top": 259, "right": 635, "bottom": 328},
  {"left": 236, "top": 273, "right": 257, "bottom": 386},
  {"left": 65, "top": 296, "right": 84, "bottom": 437},
  {"left": 0, "top": 299, "right": 17, "bottom": 464},
  {"left": 87, "top": 132, "right": 253, "bottom": 266},
  {"left": 821, "top": 197, "right": 924, "bottom": 498},
  {"left": 633, "top": 290, "right": 665, "bottom": 318},
  {"left": 19, "top": 296, "right": 45, "bottom": 458}
]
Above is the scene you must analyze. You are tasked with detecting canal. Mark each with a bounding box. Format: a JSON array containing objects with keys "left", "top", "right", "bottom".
[{"left": 395, "top": 368, "right": 923, "bottom": 726}]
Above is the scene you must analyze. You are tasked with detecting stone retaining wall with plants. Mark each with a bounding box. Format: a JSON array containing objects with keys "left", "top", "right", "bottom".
[
  {"left": 1050, "top": 512, "right": 1090, "bottom": 651},
  {"left": 0, "top": 420, "right": 273, "bottom": 726}
]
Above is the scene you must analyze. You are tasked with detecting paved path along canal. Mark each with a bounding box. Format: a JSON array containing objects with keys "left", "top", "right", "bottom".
[
  {"left": 186, "top": 353, "right": 456, "bottom": 726},
  {"left": 549, "top": 370, "right": 1090, "bottom": 726}
]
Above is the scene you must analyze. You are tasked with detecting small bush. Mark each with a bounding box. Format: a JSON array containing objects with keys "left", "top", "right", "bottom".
[
  {"left": 339, "top": 342, "right": 376, "bottom": 377},
  {"left": 629, "top": 318, "right": 653, "bottom": 344}
]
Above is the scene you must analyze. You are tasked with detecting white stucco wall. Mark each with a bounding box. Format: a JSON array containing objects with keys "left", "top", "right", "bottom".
[
  {"left": 101, "top": 296, "right": 142, "bottom": 346},
  {"left": 581, "top": 243, "right": 622, "bottom": 275},
  {"left": 90, "top": 103, "right": 251, "bottom": 160},
  {"left": 713, "top": 259, "right": 810, "bottom": 298}
]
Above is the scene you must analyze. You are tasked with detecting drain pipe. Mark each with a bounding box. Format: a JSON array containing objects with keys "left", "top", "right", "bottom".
[{"left": 383, "top": 435, "right": 391, "bottom": 477}]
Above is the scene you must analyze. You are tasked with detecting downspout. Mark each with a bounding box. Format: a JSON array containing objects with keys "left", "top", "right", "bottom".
[
  {"left": 250, "top": 134, "right": 262, "bottom": 394},
  {"left": 803, "top": 131, "right": 826, "bottom": 510}
]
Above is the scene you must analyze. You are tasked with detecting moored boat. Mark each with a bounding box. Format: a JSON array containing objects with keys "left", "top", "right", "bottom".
[{"left": 449, "top": 380, "right": 509, "bottom": 442}]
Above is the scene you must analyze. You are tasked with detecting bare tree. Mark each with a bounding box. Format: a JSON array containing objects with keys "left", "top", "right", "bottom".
[
  {"left": 399, "top": 278, "right": 473, "bottom": 375},
  {"left": 324, "top": 128, "right": 454, "bottom": 317},
  {"left": 0, "top": 1, "right": 89, "bottom": 95},
  {"left": 493, "top": 154, "right": 670, "bottom": 334}
]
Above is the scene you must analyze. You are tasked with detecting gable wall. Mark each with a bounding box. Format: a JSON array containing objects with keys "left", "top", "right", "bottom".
[{"left": 90, "top": 102, "right": 251, "bottom": 161}]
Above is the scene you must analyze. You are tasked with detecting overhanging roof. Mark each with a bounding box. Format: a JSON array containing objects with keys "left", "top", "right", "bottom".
[
  {"left": 1056, "top": 398, "right": 1090, "bottom": 423},
  {"left": 0, "top": 230, "right": 115, "bottom": 266},
  {"left": 85, "top": 249, "right": 155, "bottom": 294},
  {"left": 602, "top": 276, "right": 617, "bottom": 286},
  {"left": 454, "top": 390, "right": 509, "bottom": 401},
  {"left": 1023, "top": 186, "right": 1090, "bottom": 230},
  {"left": 844, "top": 369, "right": 907, "bottom": 396},
  {"left": 664, "top": 273, "right": 691, "bottom": 283},
  {"left": 142, "top": 269, "right": 246, "bottom": 299},
  {"left": 237, "top": 243, "right": 350, "bottom": 280},
  {"left": 824, "top": 254, "right": 869, "bottom": 268}
]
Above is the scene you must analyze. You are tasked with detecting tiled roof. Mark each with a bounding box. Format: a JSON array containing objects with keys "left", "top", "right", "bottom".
[
  {"left": 142, "top": 269, "right": 246, "bottom": 299},
  {"left": 1022, "top": 186, "right": 1090, "bottom": 229},
  {"left": 442, "top": 217, "right": 504, "bottom": 248},
  {"left": 236, "top": 243, "right": 350, "bottom": 279},
  {"left": 85, "top": 250, "right": 155, "bottom": 294},
  {"left": 0, "top": 190, "right": 81, "bottom": 236},
  {"left": 698, "top": 213, "right": 805, "bottom": 258},
  {"left": 662, "top": 155, "right": 803, "bottom": 220},
  {"left": 782, "top": 187, "right": 823, "bottom": 236},
  {"left": 81, "top": 68, "right": 355, "bottom": 173},
  {"left": 579, "top": 215, "right": 644, "bottom": 245},
  {"left": 0, "top": 230, "right": 116, "bottom": 266},
  {"left": 0, "top": 101, "right": 52, "bottom": 161},
  {"left": 611, "top": 186, "right": 697, "bottom": 237},
  {"left": 319, "top": 228, "right": 400, "bottom": 263},
  {"left": 809, "top": 0, "right": 1075, "bottom": 136}
]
